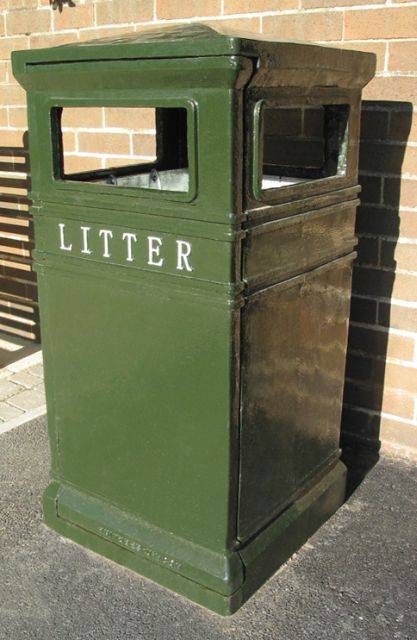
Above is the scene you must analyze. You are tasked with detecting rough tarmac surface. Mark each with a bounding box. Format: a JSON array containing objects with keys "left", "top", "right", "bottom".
[{"left": 1, "top": 417, "right": 416, "bottom": 640}]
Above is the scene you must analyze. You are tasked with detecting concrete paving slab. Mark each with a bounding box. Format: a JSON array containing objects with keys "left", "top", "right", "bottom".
[
  {"left": 7, "top": 387, "right": 46, "bottom": 411},
  {"left": 25, "top": 363, "right": 43, "bottom": 378},
  {"left": 0, "top": 417, "right": 416, "bottom": 640},
  {"left": 0, "top": 349, "right": 45, "bottom": 431},
  {"left": 0, "top": 379, "right": 23, "bottom": 401},
  {"left": 9, "top": 371, "right": 41, "bottom": 389},
  {"left": 6, "top": 350, "right": 42, "bottom": 373},
  {"left": 0, "top": 401, "right": 24, "bottom": 422}
]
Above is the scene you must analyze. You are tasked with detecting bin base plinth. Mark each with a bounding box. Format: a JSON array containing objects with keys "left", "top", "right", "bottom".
[{"left": 43, "top": 460, "right": 346, "bottom": 616}]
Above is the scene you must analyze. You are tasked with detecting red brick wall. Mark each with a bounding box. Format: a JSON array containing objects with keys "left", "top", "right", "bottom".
[{"left": 1, "top": 0, "right": 416, "bottom": 455}]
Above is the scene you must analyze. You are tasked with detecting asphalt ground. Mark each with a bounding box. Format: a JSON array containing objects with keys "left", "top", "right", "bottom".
[{"left": 1, "top": 416, "right": 416, "bottom": 640}]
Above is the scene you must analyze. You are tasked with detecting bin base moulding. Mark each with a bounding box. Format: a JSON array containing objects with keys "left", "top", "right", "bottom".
[{"left": 43, "top": 460, "right": 346, "bottom": 616}]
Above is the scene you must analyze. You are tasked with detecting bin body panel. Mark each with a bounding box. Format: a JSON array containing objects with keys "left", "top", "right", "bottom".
[
  {"left": 238, "top": 256, "right": 353, "bottom": 541},
  {"left": 39, "top": 263, "right": 237, "bottom": 550},
  {"left": 243, "top": 200, "right": 357, "bottom": 292},
  {"left": 35, "top": 213, "right": 235, "bottom": 284}
]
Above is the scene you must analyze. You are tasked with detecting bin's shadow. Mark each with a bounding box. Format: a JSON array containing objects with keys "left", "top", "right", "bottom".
[
  {"left": 341, "top": 101, "right": 413, "bottom": 495},
  {"left": 0, "top": 130, "right": 39, "bottom": 345}
]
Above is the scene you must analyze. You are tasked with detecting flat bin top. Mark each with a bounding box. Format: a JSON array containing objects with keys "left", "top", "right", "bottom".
[{"left": 12, "top": 23, "right": 376, "bottom": 89}]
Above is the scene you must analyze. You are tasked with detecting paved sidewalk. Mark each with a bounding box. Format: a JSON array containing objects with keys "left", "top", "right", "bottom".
[
  {"left": 0, "top": 350, "right": 45, "bottom": 435},
  {"left": 0, "top": 416, "right": 416, "bottom": 640}
]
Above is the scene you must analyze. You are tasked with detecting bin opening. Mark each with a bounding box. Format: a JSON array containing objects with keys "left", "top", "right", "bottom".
[
  {"left": 260, "top": 104, "right": 349, "bottom": 191},
  {"left": 52, "top": 106, "right": 189, "bottom": 193}
]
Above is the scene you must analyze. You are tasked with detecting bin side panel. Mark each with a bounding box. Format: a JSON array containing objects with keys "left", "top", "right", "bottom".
[
  {"left": 40, "top": 268, "right": 236, "bottom": 551},
  {"left": 238, "top": 256, "right": 353, "bottom": 542}
]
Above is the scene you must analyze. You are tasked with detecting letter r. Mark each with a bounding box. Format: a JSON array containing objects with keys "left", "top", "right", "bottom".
[{"left": 176, "top": 240, "right": 193, "bottom": 272}]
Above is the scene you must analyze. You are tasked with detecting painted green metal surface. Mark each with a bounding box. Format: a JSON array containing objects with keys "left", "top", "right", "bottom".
[{"left": 12, "top": 24, "right": 375, "bottom": 615}]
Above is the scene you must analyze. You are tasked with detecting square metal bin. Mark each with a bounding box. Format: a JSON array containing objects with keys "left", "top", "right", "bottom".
[{"left": 12, "top": 24, "right": 375, "bottom": 615}]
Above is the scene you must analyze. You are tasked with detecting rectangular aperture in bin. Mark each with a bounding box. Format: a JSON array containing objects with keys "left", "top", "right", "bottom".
[
  {"left": 52, "top": 106, "right": 189, "bottom": 192},
  {"left": 261, "top": 104, "right": 349, "bottom": 190}
]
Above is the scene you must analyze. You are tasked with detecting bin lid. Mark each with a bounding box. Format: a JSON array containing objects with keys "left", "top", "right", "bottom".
[
  {"left": 12, "top": 23, "right": 376, "bottom": 89},
  {"left": 12, "top": 22, "right": 373, "bottom": 63}
]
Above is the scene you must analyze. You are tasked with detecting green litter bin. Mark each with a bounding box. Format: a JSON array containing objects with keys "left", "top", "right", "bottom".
[{"left": 12, "top": 24, "right": 375, "bottom": 615}]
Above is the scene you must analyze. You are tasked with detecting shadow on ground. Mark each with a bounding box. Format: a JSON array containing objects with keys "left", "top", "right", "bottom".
[{"left": 0, "top": 331, "right": 39, "bottom": 369}]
